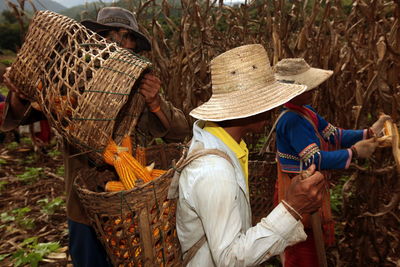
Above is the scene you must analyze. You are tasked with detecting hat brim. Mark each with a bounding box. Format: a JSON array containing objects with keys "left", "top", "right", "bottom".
[
  {"left": 81, "top": 20, "right": 151, "bottom": 52},
  {"left": 189, "top": 82, "right": 307, "bottom": 121},
  {"left": 275, "top": 67, "right": 333, "bottom": 91}
]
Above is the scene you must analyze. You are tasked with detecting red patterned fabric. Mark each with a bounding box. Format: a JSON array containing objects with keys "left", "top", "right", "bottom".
[
  {"left": 284, "top": 103, "right": 319, "bottom": 129},
  {"left": 0, "top": 102, "right": 5, "bottom": 126},
  {"left": 35, "top": 120, "right": 51, "bottom": 144},
  {"left": 284, "top": 229, "right": 319, "bottom": 267}
]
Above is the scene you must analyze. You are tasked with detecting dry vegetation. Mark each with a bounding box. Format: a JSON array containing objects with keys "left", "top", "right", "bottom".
[
  {"left": 136, "top": 2, "right": 400, "bottom": 264},
  {"left": 1, "top": 0, "right": 399, "bottom": 266}
]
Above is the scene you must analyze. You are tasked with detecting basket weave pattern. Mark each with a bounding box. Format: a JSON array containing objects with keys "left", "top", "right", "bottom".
[
  {"left": 76, "top": 144, "right": 277, "bottom": 266},
  {"left": 75, "top": 144, "right": 184, "bottom": 266},
  {"left": 249, "top": 160, "right": 277, "bottom": 225},
  {"left": 9, "top": 11, "right": 151, "bottom": 163}
]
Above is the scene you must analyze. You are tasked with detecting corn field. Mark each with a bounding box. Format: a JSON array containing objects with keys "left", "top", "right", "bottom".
[
  {"left": 99, "top": 1, "right": 400, "bottom": 266},
  {"left": 4, "top": 0, "right": 400, "bottom": 266}
]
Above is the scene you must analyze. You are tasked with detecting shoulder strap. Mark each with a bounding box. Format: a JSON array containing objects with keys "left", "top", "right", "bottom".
[
  {"left": 259, "top": 110, "right": 289, "bottom": 154},
  {"left": 178, "top": 148, "right": 234, "bottom": 171},
  {"left": 182, "top": 235, "right": 206, "bottom": 266},
  {"left": 167, "top": 148, "right": 234, "bottom": 265}
]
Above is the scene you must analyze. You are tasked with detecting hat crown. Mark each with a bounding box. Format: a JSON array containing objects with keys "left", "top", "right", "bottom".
[
  {"left": 275, "top": 58, "right": 310, "bottom": 76},
  {"left": 189, "top": 44, "right": 307, "bottom": 121},
  {"left": 97, "top": 7, "right": 139, "bottom": 31},
  {"left": 211, "top": 44, "right": 276, "bottom": 94}
]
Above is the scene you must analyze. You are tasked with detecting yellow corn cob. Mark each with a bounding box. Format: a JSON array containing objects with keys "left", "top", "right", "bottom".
[
  {"left": 121, "top": 134, "right": 133, "bottom": 155},
  {"left": 150, "top": 169, "right": 167, "bottom": 179},
  {"left": 103, "top": 139, "right": 118, "bottom": 165},
  {"left": 105, "top": 181, "right": 126, "bottom": 192},
  {"left": 119, "top": 151, "right": 152, "bottom": 182},
  {"left": 114, "top": 155, "right": 137, "bottom": 189}
]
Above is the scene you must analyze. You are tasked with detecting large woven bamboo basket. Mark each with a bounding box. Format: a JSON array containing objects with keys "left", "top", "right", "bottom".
[
  {"left": 248, "top": 159, "right": 277, "bottom": 225},
  {"left": 75, "top": 144, "right": 277, "bottom": 266},
  {"left": 8, "top": 10, "right": 151, "bottom": 164},
  {"left": 75, "top": 143, "right": 185, "bottom": 266}
]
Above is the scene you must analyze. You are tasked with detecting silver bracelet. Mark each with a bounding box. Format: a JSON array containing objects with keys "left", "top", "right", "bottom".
[{"left": 281, "top": 199, "right": 303, "bottom": 220}]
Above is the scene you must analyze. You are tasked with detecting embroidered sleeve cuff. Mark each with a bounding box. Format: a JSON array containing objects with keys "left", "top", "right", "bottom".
[
  {"left": 261, "top": 203, "right": 306, "bottom": 242},
  {"left": 362, "top": 129, "right": 368, "bottom": 140}
]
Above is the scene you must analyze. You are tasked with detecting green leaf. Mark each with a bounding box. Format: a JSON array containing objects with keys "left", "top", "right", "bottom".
[
  {"left": 16, "top": 167, "right": 43, "bottom": 184},
  {"left": 56, "top": 166, "right": 64, "bottom": 177},
  {"left": 5, "top": 142, "right": 18, "bottom": 150},
  {"left": 38, "top": 197, "right": 64, "bottom": 215},
  {"left": 0, "top": 181, "right": 8, "bottom": 191},
  {"left": 20, "top": 137, "right": 32, "bottom": 145},
  {"left": 21, "top": 237, "right": 38, "bottom": 247},
  {"left": 0, "top": 253, "right": 10, "bottom": 261},
  {"left": 47, "top": 149, "right": 61, "bottom": 157},
  {"left": 0, "top": 212, "right": 15, "bottom": 223}
]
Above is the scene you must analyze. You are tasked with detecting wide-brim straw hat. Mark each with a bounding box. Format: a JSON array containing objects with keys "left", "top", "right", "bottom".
[
  {"left": 274, "top": 58, "right": 333, "bottom": 91},
  {"left": 189, "top": 44, "right": 307, "bottom": 121},
  {"left": 81, "top": 7, "right": 151, "bottom": 52}
]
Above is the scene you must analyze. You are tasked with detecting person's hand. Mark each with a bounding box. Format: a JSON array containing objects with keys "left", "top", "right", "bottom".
[
  {"left": 353, "top": 138, "right": 378, "bottom": 158},
  {"left": 371, "top": 114, "right": 391, "bottom": 137},
  {"left": 284, "top": 164, "right": 325, "bottom": 217},
  {"left": 3, "top": 67, "right": 29, "bottom": 100},
  {"left": 139, "top": 73, "right": 161, "bottom": 112}
]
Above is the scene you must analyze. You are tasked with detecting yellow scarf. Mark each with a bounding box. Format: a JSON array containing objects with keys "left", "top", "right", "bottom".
[{"left": 203, "top": 121, "right": 249, "bottom": 190}]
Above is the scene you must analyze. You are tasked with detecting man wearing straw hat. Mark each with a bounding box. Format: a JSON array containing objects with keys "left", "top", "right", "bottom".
[
  {"left": 173, "top": 44, "right": 327, "bottom": 266},
  {"left": 272, "top": 58, "right": 390, "bottom": 267},
  {"left": 1, "top": 7, "right": 190, "bottom": 267}
]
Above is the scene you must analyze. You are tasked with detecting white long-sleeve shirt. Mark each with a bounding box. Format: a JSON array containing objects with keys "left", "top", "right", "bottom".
[{"left": 176, "top": 120, "right": 307, "bottom": 266}]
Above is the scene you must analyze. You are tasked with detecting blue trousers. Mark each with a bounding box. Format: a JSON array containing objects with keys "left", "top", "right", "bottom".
[{"left": 68, "top": 219, "right": 113, "bottom": 267}]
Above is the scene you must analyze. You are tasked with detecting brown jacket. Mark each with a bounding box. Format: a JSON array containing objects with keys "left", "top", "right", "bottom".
[{"left": 1, "top": 91, "right": 191, "bottom": 224}]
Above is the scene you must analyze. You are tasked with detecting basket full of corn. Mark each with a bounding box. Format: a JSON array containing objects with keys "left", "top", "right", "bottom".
[
  {"left": 7, "top": 10, "right": 151, "bottom": 164},
  {"left": 75, "top": 137, "right": 185, "bottom": 266},
  {"left": 75, "top": 135, "right": 278, "bottom": 266}
]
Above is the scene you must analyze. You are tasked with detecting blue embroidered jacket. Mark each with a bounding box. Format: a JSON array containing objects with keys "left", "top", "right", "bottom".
[{"left": 276, "top": 105, "right": 366, "bottom": 173}]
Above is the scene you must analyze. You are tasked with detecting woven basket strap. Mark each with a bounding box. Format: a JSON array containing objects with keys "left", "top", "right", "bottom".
[
  {"left": 176, "top": 148, "right": 233, "bottom": 265},
  {"left": 182, "top": 235, "right": 206, "bottom": 266},
  {"left": 259, "top": 110, "right": 290, "bottom": 154},
  {"left": 178, "top": 148, "right": 233, "bottom": 171}
]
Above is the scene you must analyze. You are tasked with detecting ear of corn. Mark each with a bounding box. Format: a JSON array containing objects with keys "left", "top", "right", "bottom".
[
  {"left": 103, "top": 137, "right": 167, "bottom": 189},
  {"left": 114, "top": 155, "right": 137, "bottom": 189},
  {"left": 121, "top": 135, "right": 133, "bottom": 155},
  {"left": 151, "top": 169, "right": 167, "bottom": 179},
  {"left": 105, "top": 181, "right": 127, "bottom": 192},
  {"left": 119, "top": 151, "right": 152, "bottom": 182},
  {"left": 103, "top": 149, "right": 116, "bottom": 165}
]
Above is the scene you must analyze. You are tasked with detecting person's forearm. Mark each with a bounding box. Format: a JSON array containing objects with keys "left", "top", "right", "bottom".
[
  {"left": 10, "top": 91, "right": 30, "bottom": 118},
  {"left": 151, "top": 108, "right": 171, "bottom": 129}
]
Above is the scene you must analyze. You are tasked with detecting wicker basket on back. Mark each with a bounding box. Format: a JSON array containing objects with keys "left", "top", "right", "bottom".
[
  {"left": 75, "top": 143, "right": 277, "bottom": 266},
  {"left": 75, "top": 143, "right": 185, "bottom": 266},
  {"left": 248, "top": 159, "right": 277, "bottom": 225},
  {"left": 8, "top": 10, "right": 151, "bottom": 164}
]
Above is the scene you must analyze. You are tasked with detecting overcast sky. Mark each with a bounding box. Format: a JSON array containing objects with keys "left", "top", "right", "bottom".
[
  {"left": 52, "top": 0, "right": 114, "bottom": 8},
  {"left": 52, "top": 0, "right": 246, "bottom": 8}
]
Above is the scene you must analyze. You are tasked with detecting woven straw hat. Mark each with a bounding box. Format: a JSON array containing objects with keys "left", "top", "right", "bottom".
[
  {"left": 275, "top": 58, "right": 333, "bottom": 91},
  {"left": 81, "top": 7, "right": 151, "bottom": 52},
  {"left": 189, "top": 44, "right": 307, "bottom": 121}
]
